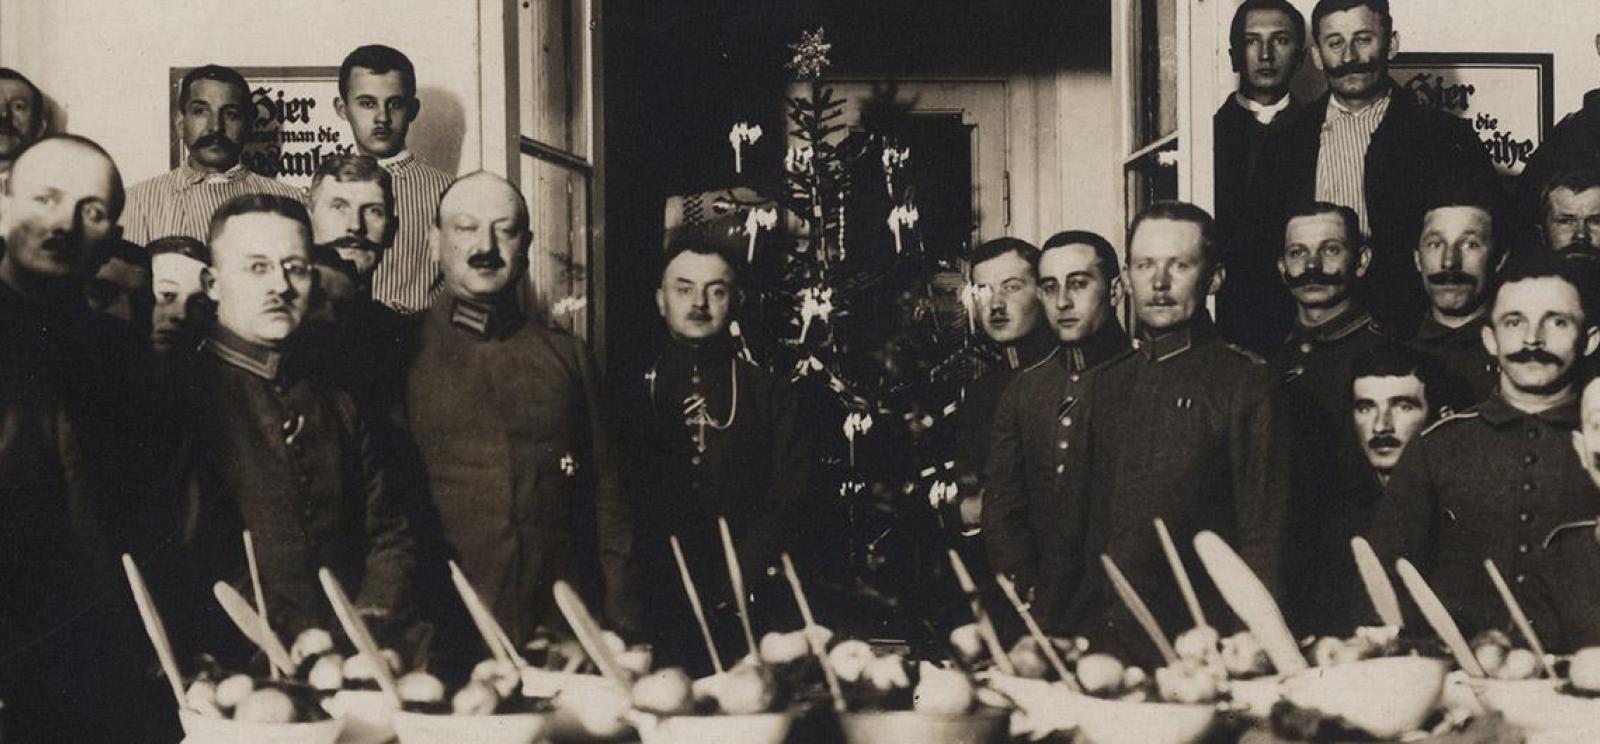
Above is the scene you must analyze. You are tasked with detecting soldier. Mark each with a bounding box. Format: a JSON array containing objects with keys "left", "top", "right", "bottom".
[
  {"left": 984, "top": 230, "right": 1131, "bottom": 632},
  {"left": 1537, "top": 170, "right": 1600, "bottom": 314},
  {"left": 403, "top": 172, "right": 640, "bottom": 652},
  {"left": 148, "top": 236, "right": 213, "bottom": 359},
  {"left": 0, "top": 67, "right": 47, "bottom": 191},
  {"left": 1407, "top": 196, "right": 1507, "bottom": 412},
  {"left": 1369, "top": 256, "right": 1600, "bottom": 651},
  {"left": 624, "top": 241, "right": 809, "bottom": 673},
  {"left": 1063, "top": 202, "right": 1294, "bottom": 666},
  {"left": 178, "top": 194, "right": 416, "bottom": 647},
  {"left": 1543, "top": 375, "right": 1600, "bottom": 649}
]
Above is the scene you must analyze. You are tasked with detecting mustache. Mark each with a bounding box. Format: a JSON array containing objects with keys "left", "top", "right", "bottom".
[
  {"left": 1506, "top": 348, "right": 1563, "bottom": 366},
  {"left": 1367, "top": 435, "right": 1403, "bottom": 450},
  {"left": 1286, "top": 269, "right": 1348, "bottom": 288},
  {"left": 987, "top": 309, "right": 1009, "bottom": 321},
  {"left": 466, "top": 252, "right": 506, "bottom": 270},
  {"left": 193, "top": 133, "right": 236, "bottom": 151},
  {"left": 1426, "top": 270, "right": 1477, "bottom": 287},
  {"left": 326, "top": 235, "right": 383, "bottom": 253},
  {"left": 686, "top": 309, "right": 713, "bottom": 322},
  {"left": 1326, "top": 60, "right": 1380, "bottom": 78}
]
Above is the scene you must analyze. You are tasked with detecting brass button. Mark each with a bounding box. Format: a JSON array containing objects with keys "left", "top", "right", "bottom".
[
  {"left": 1300, "top": 342, "right": 1313, "bottom": 354},
  {"left": 1055, "top": 464, "right": 1066, "bottom": 474},
  {"left": 1061, "top": 416, "right": 1073, "bottom": 428},
  {"left": 1070, "top": 374, "right": 1080, "bottom": 383},
  {"left": 1519, "top": 511, "right": 1533, "bottom": 523},
  {"left": 1057, "top": 440, "right": 1070, "bottom": 450},
  {"left": 1523, "top": 453, "right": 1539, "bottom": 465},
  {"left": 1518, "top": 543, "right": 1531, "bottom": 554}
]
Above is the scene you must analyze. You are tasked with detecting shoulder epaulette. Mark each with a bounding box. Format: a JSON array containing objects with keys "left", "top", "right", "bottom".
[
  {"left": 1224, "top": 342, "right": 1268, "bottom": 365},
  {"left": 1419, "top": 409, "right": 1480, "bottom": 438}
]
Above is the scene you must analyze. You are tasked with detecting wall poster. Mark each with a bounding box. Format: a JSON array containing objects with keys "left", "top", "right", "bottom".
[
  {"left": 168, "top": 66, "right": 353, "bottom": 190},
  {"left": 1392, "top": 52, "right": 1554, "bottom": 179}
]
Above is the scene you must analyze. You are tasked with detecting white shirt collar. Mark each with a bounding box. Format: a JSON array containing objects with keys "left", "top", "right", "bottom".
[
  {"left": 377, "top": 150, "right": 413, "bottom": 168},
  {"left": 1234, "top": 92, "right": 1292, "bottom": 125}
]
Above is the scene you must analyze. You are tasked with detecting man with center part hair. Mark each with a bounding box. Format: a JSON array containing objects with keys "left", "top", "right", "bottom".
[
  {"left": 622, "top": 242, "right": 809, "bottom": 674},
  {"left": 123, "top": 65, "right": 302, "bottom": 244},
  {"left": 1369, "top": 257, "right": 1600, "bottom": 652},
  {"left": 403, "top": 171, "right": 640, "bottom": 650},
  {"left": 1063, "top": 202, "right": 1294, "bottom": 667},
  {"left": 337, "top": 44, "right": 453, "bottom": 313},
  {"left": 983, "top": 230, "right": 1131, "bottom": 633},
  {"left": 178, "top": 193, "right": 416, "bottom": 650}
]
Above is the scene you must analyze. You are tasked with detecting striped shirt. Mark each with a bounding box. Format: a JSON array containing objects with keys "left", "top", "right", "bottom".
[
  {"left": 1314, "top": 91, "right": 1392, "bottom": 237},
  {"left": 370, "top": 151, "right": 453, "bottom": 314},
  {"left": 122, "top": 163, "right": 304, "bottom": 245}
]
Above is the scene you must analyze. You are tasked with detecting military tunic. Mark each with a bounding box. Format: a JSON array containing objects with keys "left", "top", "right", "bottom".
[
  {"left": 404, "top": 297, "right": 640, "bottom": 644},
  {"left": 1409, "top": 314, "right": 1498, "bottom": 414},
  {"left": 983, "top": 324, "right": 1131, "bottom": 632},
  {"left": 1061, "top": 317, "right": 1295, "bottom": 667},
  {"left": 1271, "top": 303, "right": 1389, "bottom": 424},
  {"left": 1368, "top": 395, "right": 1600, "bottom": 652},
  {"left": 958, "top": 325, "right": 1057, "bottom": 485}
]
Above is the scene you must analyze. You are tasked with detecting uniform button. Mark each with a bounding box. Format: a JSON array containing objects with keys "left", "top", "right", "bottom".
[
  {"left": 1061, "top": 416, "right": 1073, "bottom": 428},
  {"left": 1515, "top": 573, "right": 1527, "bottom": 584},
  {"left": 1523, "top": 453, "right": 1539, "bottom": 465},
  {"left": 1131, "top": 339, "right": 1142, "bottom": 350},
  {"left": 1518, "top": 543, "right": 1531, "bottom": 554},
  {"left": 691, "top": 455, "right": 702, "bottom": 466},
  {"left": 1299, "top": 343, "right": 1313, "bottom": 354},
  {"left": 1519, "top": 510, "right": 1533, "bottom": 523},
  {"left": 1521, "top": 482, "right": 1536, "bottom": 493},
  {"left": 1070, "top": 374, "right": 1081, "bottom": 383},
  {"left": 1525, "top": 429, "right": 1539, "bottom": 439},
  {"left": 1055, "top": 464, "right": 1066, "bottom": 474},
  {"left": 1057, "top": 440, "right": 1070, "bottom": 450}
]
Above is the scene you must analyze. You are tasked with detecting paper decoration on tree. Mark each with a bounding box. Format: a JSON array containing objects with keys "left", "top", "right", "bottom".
[
  {"left": 729, "top": 122, "right": 763, "bottom": 174},
  {"left": 744, "top": 206, "right": 778, "bottom": 262}
]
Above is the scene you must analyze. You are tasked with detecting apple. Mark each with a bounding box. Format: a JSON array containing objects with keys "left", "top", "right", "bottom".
[
  {"left": 1076, "top": 654, "right": 1125, "bottom": 695},
  {"left": 828, "top": 639, "right": 876, "bottom": 683},
  {"left": 234, "top": 688, "right": 296, "bottom": 723},
  {"left": 912, "top": 663, "right": 975, "bottom": 715},
  {"left": 343, "top": 653, "right": 385, "bottom": 682},
  {"left": 949, "top": 623, "right": 984, "bottom": 663},
  {"left": 1570, "top": 647, "right": 1600, "bottom": 692},
  {"left": 1174, "top": 626, "right": 1220, "bottom": 662},
  {"left": 215, "top": 674, "right": 255, "bottom": 711},
  {"left": 397, "top": 671, "right": 447, "bottom": 704},
  {"left": 716, "top": 665, "right": 777, "bottom": 715},
  {"left": 452, "top": 680, "right": 501, "bottom": 716},
  {"left": 308, "top": 653, "right": 345, "bottom": 691},
  {"left": 1220, "top": 632, "right": 1272, "bottom": 677},
  {"left": 632, "top": 667, "right": 693, "bottom": 715},
  {"left": 863, "top": 654, "right": 911, "bottom": 691},
  {"left": 1008, "top": 638, "right": 1049, "bottom": 680},
  {"left": 1155, "top": 662, "right": 1219, "bottom": 704},
  {"left": 1495, "top": 648, "right": 1539, "bottom": 680},
  {"left": 759, "top": 631, "right": 808, "bottom": 665},
  {"left": 290, "top": 628, "right": 335, "bottom": 667},
  {"left": 185, "top": 679, "right": 223, "bottom": 718}
]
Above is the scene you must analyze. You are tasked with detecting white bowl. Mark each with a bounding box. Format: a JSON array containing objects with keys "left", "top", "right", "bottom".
[
  {"left": 1071, "top": 696, "right": 1215, "bottom": 744},
  {"left": 1225, "top": 675, "right": 1283, "bottom": 719},
  {"left": 179, "top": 708, "right": 345, "bottom": 744},
  {"left": 521, "top": 668, "right": 634, "bottom": 740},
  {"left": 1280, "top": 657, "right": 1447, "bottom": 738},
  {"left": 322, "top": 690, "right": 398, "bottom": 743},
  {"left": 1472, "top": 678, "right": 1600, "bottom": 736},
  {"left": 391, "top": 710, "right": 550, "bottom": 744},
  {"left": 838, "top": 708, "right": 1011, "bottom": 744},
  {"left": 636, "top": 711, "right": 794, "bottom": 744}
]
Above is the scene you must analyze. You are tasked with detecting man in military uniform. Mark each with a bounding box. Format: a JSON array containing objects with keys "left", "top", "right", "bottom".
[
  {"left": 1407, "top": 197, "right": 1507, "bottom": 412},
  {"left": 624, "top": 242, "right": 809, "bottom": 673},
  {"left": 1542, "top": 375, "right": 1600, "bottom": 649},
  {"left": 1062, "top": 202, "right": 1294, "bottom": 666},
  {"left": 1537, "top": 170, "right": 1600, "bottom": 316},
  {"left": 984, "top": 230, "right": 1131, "bottom": 633},
  {"left": 948, "top": 238, "right": 1053, "bottom": 534},
  {"left": 1369, "top": 257, "right": 1600, "bottom": 652},
  {"left": 403, "top": 172, "right": 640, "bottom": 653},
  {"left": 179, "top": 194, "right": 416, "bottom": 652}
]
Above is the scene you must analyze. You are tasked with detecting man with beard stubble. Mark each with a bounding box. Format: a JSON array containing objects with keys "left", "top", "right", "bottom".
[{"left": 1407, "top": 197, "right": 1507, "bottom": 412}]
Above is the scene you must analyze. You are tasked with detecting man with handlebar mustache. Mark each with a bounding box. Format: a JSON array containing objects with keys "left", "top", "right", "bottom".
[
  {"left": 1407, "top": 195, "right": 1508, "bottom": 413},
  {"left": 1258, "top": 0, "right": 1499, "bottom": 336},
  {"left": 122, "top": 65, "right": 302, "bottom": 244}
]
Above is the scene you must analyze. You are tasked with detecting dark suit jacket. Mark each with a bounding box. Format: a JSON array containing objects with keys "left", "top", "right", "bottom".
[
  {"left": 1214, "top": 95, "right": 1300, "bottom": 355},
  {"left": 1263, "top": 83, "right": 1501, "bottom": 335}
]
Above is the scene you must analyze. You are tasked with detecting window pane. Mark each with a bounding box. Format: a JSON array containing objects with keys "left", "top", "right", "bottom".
[
  {"left": 521, "top": 155, "right": 591, "bottom": 338},
  {"left": 521, "top": 0, "right": 589, "bottom": 158},
  {"left": 1134, "top": 0, "right": 1178, "bottom": 148}
]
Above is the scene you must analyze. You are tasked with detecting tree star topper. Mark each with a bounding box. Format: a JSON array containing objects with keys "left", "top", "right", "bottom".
[{"left": 786, "top": 27, "right": 833, "bottom": 81}]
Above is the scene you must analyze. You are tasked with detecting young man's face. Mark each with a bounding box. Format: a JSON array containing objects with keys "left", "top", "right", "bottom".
[
  {"left": 1280, "top": 212, "right": 1368, "bottom": 312},
  {"left": 1037, "top": 243, "right": 1118, "bottom": 343},
  {"left": 1312, "top": 5, "right": 1395, "bottom": 103},
  {"left": 1127, "top": 218, "right": 1216, "bottom": 332},
  {"left": 151, "top": 252, "right": 208, "bottom": 352},
  {"left": 1238, "top": 8, "right": 1303, "bottom": 98},
  {"left": 0, "top": 78, "right": 42, "bottom": 162},
  {"left": 310, "top": 178, "right": 391, "bottom": 276},
  {"left": 1416, "top": 206, "right": 1498, "bottom": 319},
  {"left": 656, "top": 250, "right": 734, "bottom": 342},
  {"left": 432, "top": 175, "right": 529, "bottom": 301},
  {"left": 206, "top": 212, "right": 314, "bottom": 348},
  {"left": 178, "top": 79, "right": 249, "bottom": 172},
  {"left": 1483, "top": 276, "right": 1596, "bottom": 398},
  {"left": 0, "top": 139, "right": 119, "bottom": 286},
  {"left": 337, "top": 68, "right": 417, "bottom": 159},
  {"left": 1352, "top": 374, "right": 1429, "bottom": 476},
  {"left": 1544, "top": 186, "right": 1600, "bottom": 253},
  {"left": 971, "top": 251, "right": 1042, "bottom": 344},
  {"left": 86, "top": 256, "right": 151, "bottom": 325}
]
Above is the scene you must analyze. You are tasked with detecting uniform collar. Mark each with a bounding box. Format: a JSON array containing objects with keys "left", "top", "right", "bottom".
[
  {"left": 202, "top": 325, "right": 286, "bottom": 381},
  {"left": 1000, "top": 325, "right": 1056, "bottom": 370},
  {"left": 1057, "top": 323, "right": 1131, "bottom": 373},
  {"left": 660, "top": 333, "right": 737, "bottom": 367},
  {"left": 1476, "top": 392, "right": 1580, "bottom": 429},
  {"left": 1413, "top": 310, "right": 1486, "bottom": 342},
  {"left": 448, "top": 294, "right": 526, "bottom": 340},
  {"left": 1291, "top": 302, "right": 1374, "bottom": 344},
  {"left": 1135, "top": 313, "right": 1217, "bottom": 362}
]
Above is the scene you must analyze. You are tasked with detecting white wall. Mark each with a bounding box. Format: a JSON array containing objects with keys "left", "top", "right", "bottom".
[{"left": 0, "top": 0, "right": 489, "bottom": 185}]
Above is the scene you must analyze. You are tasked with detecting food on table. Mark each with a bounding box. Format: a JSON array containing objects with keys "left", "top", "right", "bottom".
[
  {"left": 451, "top": 680, "right": 502, "bottom": 716},
  {"left": 233, "top": 688, "right": 297, "bottom": 724},
  {"left": 1174, "top": 626, "right": 1220, "bottom": 663},
  {"left": 397, "top": 671, "right": 447, "bottom": 705},
  {"left": 632, "top": 667, "right": 695, "bottom": 715},
  {"left": 829, "top": 639, "right": 876, "bottom": 683},
  {"left": 1469, "top": 629, "right": 1540, "bottom": 680},
  {"left": 911, "top": 662, "right": 975, "bottom": 714},
  {"left": 1005, "top": 634, "right": 1087, "bottom": 680},
  {"left": 307, "top": 653, "right": 345, "bottom": 691},
  {"left": 290, "top": 627, "right": 336, "bottom": 668},
  {"left": 470, "top": 658, "right": 521, "bottom": 697},
  {"left": 714, "top": 663, "right": 778, "bottom": 715},
  {"left": 1219, "top": 631, "right": 1272, "bottom": 677},
  {"left": 1570, "top": 647, "right": 1600, "bottom": 692},
  {"left": 185, "top": 679, "right": 225, "bottom": 718},
  {"left": 1075, "top": 653, "right": 1126, "bottom": 696},
  {"left": 861, "top": 653, "right": 911, "bottom": 692},
  {"left": 759, "top": 630, "right": 810, "bottom": 665},
  {"left": 215, "top": 673, "right": 256, "bottom": 710},
  {"left": 1308, "top": 625, "right": 1401, "bottom": 667},
  {"left": 182, "top": 672, "right": 330, "bottom": 724},
  {"left": 948, "top": 623, "right": 984, "bottom": 664},
  {"left": 1154, "top": 660, "right": 1222, "bottom": 705}
]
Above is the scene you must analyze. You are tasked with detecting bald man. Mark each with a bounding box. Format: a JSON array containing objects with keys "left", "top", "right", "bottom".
[
  {"left": 0, "top": 135, "right": 174, "bottom": 740},
  {"left": 403, "top": 172, "right": 639, "bottom": 656}
]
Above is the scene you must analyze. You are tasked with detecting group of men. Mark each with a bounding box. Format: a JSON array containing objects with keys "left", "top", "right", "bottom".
[
  {"left": 965, "top": 0, "right": 1600, "bottom": 669},
  {"left": 0, "top": 43, "right": 810, "bottom": 741}
]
